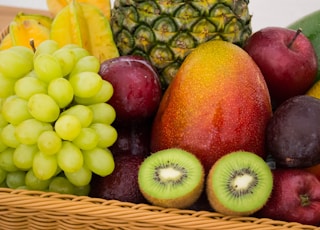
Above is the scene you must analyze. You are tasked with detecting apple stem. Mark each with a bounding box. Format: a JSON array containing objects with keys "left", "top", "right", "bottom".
[{"left": 287, "top": 28, "right": 302, "bottom": 49}]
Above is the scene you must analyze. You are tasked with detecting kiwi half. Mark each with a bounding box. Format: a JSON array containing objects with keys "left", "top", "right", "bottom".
[
  {"left": 138, "top": 148, "right": 205, "bottom": 209},
  {"left": 206, "top": 151, "right": 273, "bottom": 216}
]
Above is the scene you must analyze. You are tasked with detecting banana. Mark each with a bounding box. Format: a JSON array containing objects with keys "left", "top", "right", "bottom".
[{"left": 288, "top": 9, "right": 320, "bottom": 82}]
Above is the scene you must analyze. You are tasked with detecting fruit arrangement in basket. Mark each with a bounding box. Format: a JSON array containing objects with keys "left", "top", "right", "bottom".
[{"left": 0, "top": 0, "right": 320, "bottom": 228}]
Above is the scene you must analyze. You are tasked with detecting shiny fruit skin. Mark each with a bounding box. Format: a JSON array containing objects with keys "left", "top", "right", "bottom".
[
  {"left": 89, "top": 154, "right": 146, "bottom": 204},
  {"left": 99, "top": 55, "right": 162, "bottom": 125},
  {"left": 150, "top": 40, "right": 272, "bottom": 173},
  {"left": 255, "top": 169, "right": 320, "bottom": 226}
]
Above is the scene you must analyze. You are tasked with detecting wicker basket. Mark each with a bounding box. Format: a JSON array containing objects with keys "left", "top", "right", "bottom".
[
  {"left": 1, "top": 21, "right": 320, "bottom": 230},
  {"left": 0, "top": 187, "right": 318, "bottom": 230}
]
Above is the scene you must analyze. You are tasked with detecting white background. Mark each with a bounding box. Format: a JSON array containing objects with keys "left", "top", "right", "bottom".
[{"left": 0, "top": 0, "right": 319, "bottom": 32}]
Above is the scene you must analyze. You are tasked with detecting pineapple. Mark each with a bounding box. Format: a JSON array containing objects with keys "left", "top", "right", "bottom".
[{"left": 111, "top": 0, "right": 252, "bottom": 88}]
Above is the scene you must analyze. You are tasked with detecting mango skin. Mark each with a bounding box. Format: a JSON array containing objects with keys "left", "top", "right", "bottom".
[{"left": 150, "top": 40, "right": 272, "bottom": 174}]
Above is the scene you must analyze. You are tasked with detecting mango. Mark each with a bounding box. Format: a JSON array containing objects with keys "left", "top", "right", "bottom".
[{"left": 150, "top": 40, "right": 272, "bottom": 173}]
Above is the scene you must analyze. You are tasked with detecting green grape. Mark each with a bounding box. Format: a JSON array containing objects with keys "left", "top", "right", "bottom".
[
  {"left": 69, "top": 72, "right": 102, "bottom": 98},
  {"left": 1, "top": 124, "right": 20, "bottom": 148},
  {"left": 89, "top": 103, "right": 116, "bottom": 125},
  {"left": 83, "top": 147, "right": 115, "bottom": 177},
  {"left": 25, "top": 169, "right": 51, "bottom": 191},
  {"left": 0, "top": 114, "right": 8, "bottom": 128},
  {"left": 47, "top": 77, "right": 74, "bottom": 108},
  {"left": 34, "top": 53, "right": 63, "bottom": 83},
  {"left": 90, "top": 123, "right": 118, "bottom": 148},
  {"left": 14, "top": 75, "right": 47, "bottom": 100},
  {"left": 54, "top": 115, "right": 82, "bottom": 141},
  {"left": 13, "top": 144, "right": 37, "bottom": 170},
  {"left": 2, "top": 96, "right": 32, "bottom": 125},
  {"left": 49, "top": 176, "right": 75, "bottom": 194},
  {"left": 32, "top": 151, "right": 58, "bottom": 180},
  {"left": 73, "top": 184, "right": 90, "bottom": 196},
  {"left": 37, "top": 130, "right": 62, "bottom": 155},
  {"left": 6, "top": 170, "right": 26, "bottom": 189},
  {"left": 65, "top": 165, "right": 92, "bottom": 187},
  {"left": 28, "top": 93, "right": 60, "bottom": 122},
  {"left": 68, "top": 47, "right": 90, "bottom": 63},
  {"left": 0, "top": 136, "right": 7, "bottom": 152},
  {"left": 0, "top": 73, "right": 16, "bottom": 98},
  {"left": 15, "top": 118, "right": 52, "bottom": 145},
  {"left": 53, "top": 47, "right": 76, "bottom": 77},
  {"left": 57, "top": 141, "right": 83, "bottom": 173},
  {"left": 70, "top": 55, "right": 100, "bottom": 76},
  {"left": 61, "top": 105, "right": 93, "bottom": 127},
  {"left": 10, "top": 46, "right": 34, "bottom": 60},
  {"left": 34, "top": 40, "right": 59, "bottom": 59},
  {"left": 74, "top": 80, "right": 114, "bottom": 105},
  {"left": 0, "top": 168, "right": 7, "bottom": 184},
  {"left": 72, "top": 128, "right": 99, "bottom": 150},
  {"left": 0, "top": 98, "right": 3, "bottom": 110},
  {"left": 0, "top": 47, "right": 33, "bottom": 79},
  {"left": 0, "top": 148, "right": 19, "bottom": 172}
]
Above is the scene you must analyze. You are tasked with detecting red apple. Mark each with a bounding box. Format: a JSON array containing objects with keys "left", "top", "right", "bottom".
[
  {"left": 243, "top": 27, "right": 318, "bottom": 108},
  {"left": 255, "top": 169, "right": 320, "bottom": 226}
]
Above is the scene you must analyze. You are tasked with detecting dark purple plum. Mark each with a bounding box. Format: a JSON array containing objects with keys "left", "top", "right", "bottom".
[
  {"left": 99, "top": 55, "right": 162, "bottom": 125},
  {"left": 89, "top": 154, "right": 147, "bottom": 204},
  {"left": 266, "top": 95, "right": 320, "bottom": 168}
]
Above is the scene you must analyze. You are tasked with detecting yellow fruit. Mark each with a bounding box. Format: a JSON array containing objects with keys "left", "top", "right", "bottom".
[
  {"left": 46, "top": 0, "right": 69, "bottom": 16},
  {"left": 150, "top": 40, "right": 272, "bottom": 174},
  {"left": 50, "top": 1, "right": 119, "bottom": 62},
  {"left": 306, "top": 81, "right": 320, "bottom": 99},
  {"left": 81, "top": 3, "right": 119, "bottom": 62},
  {"left": 50, "top": 0, "right": 89, "bottom": 49},
  {"left": 4, "top": 13, "right": 52, "bottom": 50},
  {"left": 0, "top": 34, "right": 13, "bottom": 50},
  {"left": 46, "top": 0, "right": 111, "bottom": 20}
]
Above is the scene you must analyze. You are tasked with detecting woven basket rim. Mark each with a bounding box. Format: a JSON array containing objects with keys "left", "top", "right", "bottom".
[{"left": 0, "top": 188, "right": 318, "bottom": 230}]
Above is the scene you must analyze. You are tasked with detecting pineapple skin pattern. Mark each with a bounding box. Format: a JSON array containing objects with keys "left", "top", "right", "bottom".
[{"left": 111, "top": 0, "right": 252, "bottom": 88}]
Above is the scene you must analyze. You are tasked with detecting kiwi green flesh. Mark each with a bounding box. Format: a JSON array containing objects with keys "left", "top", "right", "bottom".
[
  {"left": 138, "top": 148, "right": 204, "bottom": 208},
  {"left": 207, "top": 151, "right": 273, "bottom": 216}
]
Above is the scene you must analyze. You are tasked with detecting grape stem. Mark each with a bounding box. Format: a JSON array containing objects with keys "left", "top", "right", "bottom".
[{"left": 29, "top": 39, "right": 36, "bottom": 52}]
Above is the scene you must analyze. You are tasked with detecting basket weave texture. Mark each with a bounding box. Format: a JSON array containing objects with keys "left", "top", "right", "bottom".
[
  {"left": 1, "top": 26, "right": 320, "bottom": 230},
  {"left": 0, "top": 188, "right": 319, "bottom": 230}
]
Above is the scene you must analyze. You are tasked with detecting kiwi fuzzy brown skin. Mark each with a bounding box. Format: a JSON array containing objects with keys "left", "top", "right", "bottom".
[
  {"left": 138, "top": 148, "right": 205, "bottom": 209},
  {"left": 206, "top": 151, "right": 273, "bottom": 216}
]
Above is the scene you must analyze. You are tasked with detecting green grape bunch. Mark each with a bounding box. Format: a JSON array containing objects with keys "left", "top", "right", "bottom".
[{"left": 0, "top": 40, "right": 117, "bottom": 195}]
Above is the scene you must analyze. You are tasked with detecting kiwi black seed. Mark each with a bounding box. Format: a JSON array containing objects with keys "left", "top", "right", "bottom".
[
  {"left": 206, "top": 151, "right": 273, "bottom": 216},
  {"left": 138, "top": 148, "right": 205, "bottom": 209}
]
